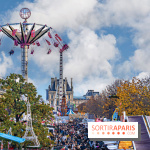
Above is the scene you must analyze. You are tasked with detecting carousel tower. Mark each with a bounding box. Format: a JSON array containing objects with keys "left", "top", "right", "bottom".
[
  {"left": 0, "top": 8, "right": 53, "bottom": 147},
  {"left": 1, "top": 8, "right": 51, "bottom": 82}
]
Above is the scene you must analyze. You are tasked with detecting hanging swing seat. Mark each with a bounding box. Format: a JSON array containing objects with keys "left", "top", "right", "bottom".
[
  {"left": 36, "top": 41, "right": 40, "bottom": 46},
  {"left": 62, "top": 44, "right": 69, "bottom": 50},
  {"left": 55, "top": 34, "right": 62, "bottom": 41},
  {"left": 48, "top": 32, "right": 52, "bottom": 38},
  {"left": 9, "top": 50, "right": 14, "bottom": 55},
  {"left": 47, "top": 49, "right": 52, "bottom": 54},
  {"left": 45, "top": 39, "right": 51, "bottom": 45},
  {"left": 31, "top": 49, "right": 34, "bottom": 54},
  {"left": 54, "top": 42, "right": 59, "bottom": 47}
]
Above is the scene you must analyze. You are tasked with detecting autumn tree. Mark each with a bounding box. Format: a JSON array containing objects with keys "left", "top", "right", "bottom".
[
  {"left": 77, "top": 96, "right": 104, "bottom": 117},
  {"left": 106, "top": 79, "right": 123, "bottom": 96},
  {"left": 100, "top": 80, "right": 123, "bottom": 119},
  {"left": 77, "top": 102, "right": 87, "bottom": 113},
  {"left": 0, "top": 74, "right": 54, "bottom": 148},
  {"left": 116, "top": 77, "right": 150, "bottom": 116}
]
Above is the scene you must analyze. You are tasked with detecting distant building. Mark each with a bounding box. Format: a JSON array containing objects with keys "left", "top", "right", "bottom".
[
  {"left": 46, "top": 77, "right": 73, "bottom": 111},
  {"left": 73, "top": 90, "right": 100, "bottom": 108},
  {"left": 84, "top": 90, "right": 99, "bottom": 99},
  {"left": 73, "top": 96, "right": 88, "bottom": 108},
  {"left": 46, "top": 77, "right": 100, "bottom": 110}
]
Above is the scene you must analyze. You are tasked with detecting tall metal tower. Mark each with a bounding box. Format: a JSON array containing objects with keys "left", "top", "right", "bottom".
[
  {"left": 53, "top": 45, "right": 68, "bottom": 112},
  {"left": 59, "top": 52, "right": 63, "bottom": 103},
  {"left": 23, "top": 100, "right": 40, "bottom": 146},
  {"left": 53, "top": 52, "right": 63, "bottom": 112}
]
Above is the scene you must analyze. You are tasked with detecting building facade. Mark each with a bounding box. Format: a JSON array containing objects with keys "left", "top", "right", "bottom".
[
  {"left": 46, "top": 77, "right": 73, "bottom": 111},
  {"left": 46, "top": 77, "right": 100, "bottom": 111},
  {"left": 73, "top": 90, "right": 100, "bottom": 108},
  {"left": 73, "top": 96, "right": 88, "bottom": 108},
  {"left": 84, "top": 90, "right": 100, "bottom": 99}
]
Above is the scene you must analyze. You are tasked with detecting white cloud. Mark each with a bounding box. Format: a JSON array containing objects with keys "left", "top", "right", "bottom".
[
  {"left": 96, "top": 0, "right": 150, "bottom": 78},
  {"left": 0, "top": 51, "right": 13, "bottom": 77},
  {"left": 3, "top": 0, "right": 150, "bottom": 96},
  {"left": 136, "top": 72, "right": 150, "bottom": 80},
  {"left": 6, "top": 0, "right": 99, "bottom": 32},
  {"left": 28, "top": 77, "right": 37, "bottom": 87},
  {"left": 63, "top": 28, "right": 119, "bottom": 94},
  {"left": 28, "top": 44, "right": 60, "bottom": 77},
  {"left": 64, "top": 28, "right": 119, "bottom": 80},
  {"left": 119, "top": 47, "right": 150, "bottom": 76},
  {"left": 73, "top": 76, "right": 115, "bottom": 96},
  {"left": 130, "top": 49, "right": 150, "bottom": 72},
  {"left": 117, "top": 60, "right": 133, "bottom": 78}
]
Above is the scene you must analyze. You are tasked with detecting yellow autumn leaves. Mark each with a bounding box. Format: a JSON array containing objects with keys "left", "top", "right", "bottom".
[
  {"left": 116, "top": 78, "right": 150, "bottom": 116},
  {"left": 78, "top": 77, "right": 150, "bottom": 118}
]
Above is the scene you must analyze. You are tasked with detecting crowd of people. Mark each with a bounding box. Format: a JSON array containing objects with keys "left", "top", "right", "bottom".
[{"left": 52, "top": 119, "right": 109, "bottom": 150}]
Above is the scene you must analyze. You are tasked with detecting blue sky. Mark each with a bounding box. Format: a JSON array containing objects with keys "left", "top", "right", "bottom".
[{"left": 0, "top": 0, "right": 150, "bottom": 100}]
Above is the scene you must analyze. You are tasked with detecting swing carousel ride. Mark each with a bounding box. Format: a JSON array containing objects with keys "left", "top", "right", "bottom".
[
  {"left": 0, "top": 8, "right": 69, "bottom": 105},
  {"left": 0, "top": 8, "right": 69, "bottom": 147}
]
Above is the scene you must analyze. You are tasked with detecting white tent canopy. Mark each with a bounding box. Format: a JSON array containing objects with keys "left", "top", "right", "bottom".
[{"left": 67, "top": 109, "right": 75, "bottom": 115}]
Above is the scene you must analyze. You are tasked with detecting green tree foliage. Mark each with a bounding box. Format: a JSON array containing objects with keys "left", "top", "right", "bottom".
[{"left": 0, "top": 73, "right": 54, "bottom": 147}]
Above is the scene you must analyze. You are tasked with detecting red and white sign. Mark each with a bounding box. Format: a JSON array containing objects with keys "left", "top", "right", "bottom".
[{"left": 88, "top": 122, "right": 138, "bottom": 139}]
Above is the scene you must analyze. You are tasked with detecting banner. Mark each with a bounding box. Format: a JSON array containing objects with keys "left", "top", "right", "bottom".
[{"left": 88, "top": 122, "right": 140, "bottom": 141}]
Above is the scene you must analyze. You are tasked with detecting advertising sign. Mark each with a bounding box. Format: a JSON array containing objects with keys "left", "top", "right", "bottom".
[{"left": 88, "top": 122, "right": 140, "bottom": 141}]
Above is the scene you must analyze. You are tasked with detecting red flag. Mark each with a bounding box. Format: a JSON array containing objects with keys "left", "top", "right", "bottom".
[
  {"left": 55, "top": 34, "right": 62, "bottom": 41},
  {"left": 48, "top": 32, "right": 52, "bottom": 38},
  {"left": 55, "top": 36, "right": 60, "bottom": 43},
  {"left": 54, "top": 42, "right": 59, "bottom": 47},
  {"left": 45, "top": 39, "right": 51, "bottom": 45},
  {"left": 12, "top": 29, "right": 17, "bottom": 36},
  {"left": 32, "top": 42, "right": 35, "bottom": 45},
  {"left": 62, "top": 44, "right": 69, "bottom": 50}
]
